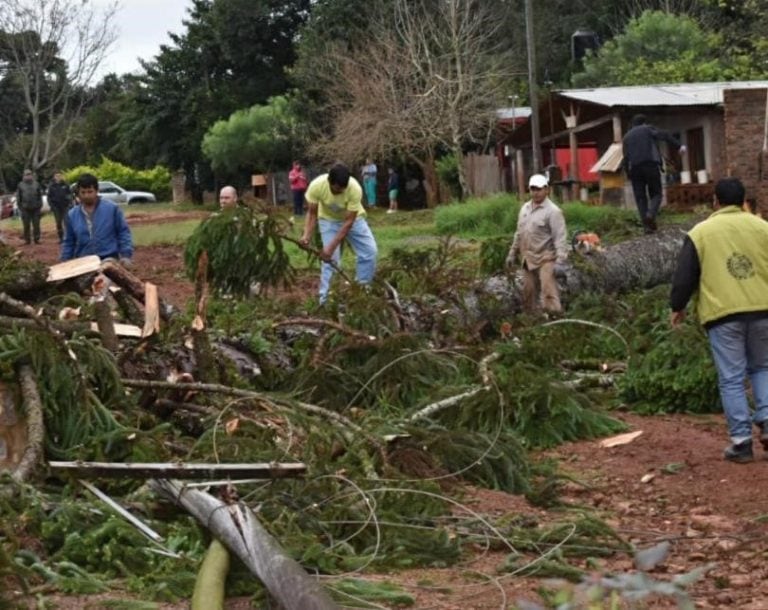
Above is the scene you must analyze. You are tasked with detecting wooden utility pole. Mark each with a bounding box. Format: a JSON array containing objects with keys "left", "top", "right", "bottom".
[{"left": 524, "top": 0, "right": 543, "bottom": 172}]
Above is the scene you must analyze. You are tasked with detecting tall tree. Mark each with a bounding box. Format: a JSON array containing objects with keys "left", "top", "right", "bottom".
[
  {"left": 301, "top": 0, "right": 514, "bottom": 201},
  {"left": 572, "top": 10, "right": 760, "bottom": 87},
  {"left": 112, "top": 0, "right": 310, "bottom": 200},
  {"left": 0, "top": 0, "right": 118, "bottom": 172}
]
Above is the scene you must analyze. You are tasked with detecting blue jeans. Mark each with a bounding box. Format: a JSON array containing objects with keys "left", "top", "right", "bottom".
[
  {"left": 707, "top": 316, "right": 768, "bottom": 443},
  {"left": 292, "top": 189, "right": 305, "bottom": 216},
  {"left": 318, "top": 217, "right": 377, "bottom": 303}
]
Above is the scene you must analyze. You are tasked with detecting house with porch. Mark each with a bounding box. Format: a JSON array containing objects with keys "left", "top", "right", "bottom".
[{"left": 499, "top": 81, "right": 768, "bottom": 212}]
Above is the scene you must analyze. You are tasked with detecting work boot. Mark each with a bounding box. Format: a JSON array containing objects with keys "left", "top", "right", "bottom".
[
  {"left": 759, "top": 422, "right": 768, "bottom": 451},
  {"left": 647, "top": 217, "right": 657, "bottom": 232},
  {"left": 724, "top": 440, "right": 753, "bottom": 463}
]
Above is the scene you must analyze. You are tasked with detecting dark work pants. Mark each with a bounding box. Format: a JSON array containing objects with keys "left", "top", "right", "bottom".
[
  {"left": 292, "top": 189, "right": 305, "bottom": 216},
  {"left": 20, "top": 207, "right": 41, "bottom": 243},
  {"left": 629, "top": 161, "right": 663, "bottom": 221},
  {"left": 51, "top": 204, "right": 69, "bottom": 241}
]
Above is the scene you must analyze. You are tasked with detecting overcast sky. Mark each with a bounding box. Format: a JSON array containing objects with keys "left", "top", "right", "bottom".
[{"left": 95, "top": 0, "right": 193, "bottom": 77}]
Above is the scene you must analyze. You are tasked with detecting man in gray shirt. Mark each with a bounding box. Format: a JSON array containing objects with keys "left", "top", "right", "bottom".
[
  {"left": 506, "top": 174, "right": 569, "bottom": 313},
  {"left": 16, "top": 169, "right": 43, "bottom": 244}
]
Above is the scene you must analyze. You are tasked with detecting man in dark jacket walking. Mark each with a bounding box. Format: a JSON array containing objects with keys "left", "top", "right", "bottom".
[
  {"left": 622, "top": 114, "right": 685, "bottom": 234},
  {"left": 47, "top": 170, "right": 73, "bottom": 242},
  {"left": 16, "top": 169, "right": 43, "bottom": 244}
]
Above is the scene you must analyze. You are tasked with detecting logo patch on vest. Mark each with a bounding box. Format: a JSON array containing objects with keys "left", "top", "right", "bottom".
[{"left": 726, "top": 253, "right": 755, "bottom": 280}]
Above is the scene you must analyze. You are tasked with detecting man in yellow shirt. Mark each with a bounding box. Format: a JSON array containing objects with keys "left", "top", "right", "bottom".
[
  {"left": 299, "top": 163, "right": 378, "bottom": 303},
  {"left": 670, "top": 177, "right": 768, "bottom": 463}
]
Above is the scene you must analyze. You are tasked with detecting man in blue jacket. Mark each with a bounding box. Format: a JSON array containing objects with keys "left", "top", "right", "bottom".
[{"left": 61, "top": 173, "right": 134, "bottom": 265}]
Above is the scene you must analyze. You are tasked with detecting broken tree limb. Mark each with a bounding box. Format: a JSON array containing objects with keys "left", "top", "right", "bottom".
[
  {"left": 280, "top": 234, "right": 353, "bottom": 284},
  {"left": 151, "top": 479, "right": 340, "bottom": 610},
  {"left": 0, "top": 315, "right": 95, "bottom": 336},
  {"left": 79, "top": 479, "right": 164, "bottom": 543},
  {"left": 408, "top": 387, "right": 485, "bottom": 423},
  {"left": 122, "top": 378, "right": 388, "bottom": 467},
  {"left": 48, "top": 461, "right": 307, "bottom": 479},
  {"left": 192, "top": 538, "right": 229, "bottom": 610},
  {"left": 191, "top": 253, "right": 215, "bottom": 382},
  {"left": 100, "top": 260, "right": 175, "bottom": 321},
  {"left": 93, "top": 302, "right": 119, "bottom": 352},
  {"left": 272, "top": 318, "right": 377, "bottom": 342},
  {"left": 14, "top": 366, "right": 44, "bottom": 483},
  {"left": 111, "top": 286, "right": 144, "bottom": 326}
]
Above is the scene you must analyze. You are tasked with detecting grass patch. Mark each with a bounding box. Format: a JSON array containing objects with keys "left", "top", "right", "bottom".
[{"left": 131, "top": 219, "right": 202, "bottom": 246}]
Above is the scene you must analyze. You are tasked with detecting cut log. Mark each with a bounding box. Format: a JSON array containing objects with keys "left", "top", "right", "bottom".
[
  {"left": 151, "top": 479, "right": 339, "bottom": 610},
  {"left": 191, "top": 252, "right": 215, "bottom": 382},
  {"left": 48, "top": 461, "right": 307, "bottom": 479},
  {"left": 192, "top": 539, "right": 230, "bottom": 610},
  {"left": 47, "top": 256, "right": 102, "bottom": 282},
  {"left": 111, "top": 286, "right": 144, "bottom": 326},
  {"left": 100, "top": 260, "right": 175, "bottom": 321},
  {"left": 143, "top": 282, "right": 160, "bottom": 338}
]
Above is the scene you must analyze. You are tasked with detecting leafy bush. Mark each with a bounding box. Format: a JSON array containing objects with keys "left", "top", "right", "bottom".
[
  {"left": 620, "top": 322, "right": 720, "bottom": 413},
  {"left": 65, "top": 157, "right": 172, "bottom": 201},
  {"left": 435, "top": 153, "right": 461, "bottom": 199},
  {"left": 435, "top": 194, "right": 519, "bottom": 236}
]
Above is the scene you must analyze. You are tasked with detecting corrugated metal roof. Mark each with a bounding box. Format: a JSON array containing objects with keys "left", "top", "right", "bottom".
[
  {"left": 496, "top": 106, "right": 532, "bottom": 120},
  {"left": 556, "top": 81, "right": 768, "bottom": 108}
]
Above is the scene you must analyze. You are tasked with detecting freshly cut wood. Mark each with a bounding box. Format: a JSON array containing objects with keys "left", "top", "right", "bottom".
[
  {"left": 100, "top": 260, "right": 174, "bottom": 321},
  {"left": 599, "top": 430, "right": 643, "bottom": 448},
  {"left": 152, "top": 479, "right": 339, "bottom": 610},
  {"left": 46, "top": 256, "right": 101, "bottom": 282},
  {"left": 49, "top": 461, "right": 307, "bottom": 479},
  {"left": 89, "top": 322, "right": 143, "bottom": 337},
  {"left": 192, "top": 539, "right": 230, "bottom": 610},
  {"left": 143, "top": 282, "right": 160, "bottom": 338}
]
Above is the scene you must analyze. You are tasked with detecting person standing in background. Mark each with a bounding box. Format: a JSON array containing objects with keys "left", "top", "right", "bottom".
[
  {"left": 386, "top": 167, "right": 399, "bottom": 214},
  {"left": 288, "top": 161, "right": 308, "bottom": 219},
  {"left": 47, "top": 170, "right": 73, "bottom": 243},
  {"left": 361, "top": 158, "right": 377, "bottom": 208},
  {"left": 16, "top": 169, "right": 43, "bottom": 245}
]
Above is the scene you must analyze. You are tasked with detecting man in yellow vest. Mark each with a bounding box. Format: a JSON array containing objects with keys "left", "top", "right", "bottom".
[{"left": 670, "top": 177, "right": 768, "bottom": 463}]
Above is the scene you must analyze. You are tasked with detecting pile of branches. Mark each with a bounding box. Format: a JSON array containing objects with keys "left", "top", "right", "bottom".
[{"left": 0, "top": 224, "right": 714, "bottom": 607}]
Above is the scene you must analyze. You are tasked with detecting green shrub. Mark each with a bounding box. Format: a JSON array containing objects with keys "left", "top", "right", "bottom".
[
  {"left": 65, "top": 157, "right": 172, "bottom": 201},
  {"left": 434, "top": 194, "right": 519, "bottom": 236},
  {"left": 435, "top": 153, "right": 461, "bottom": 199}
]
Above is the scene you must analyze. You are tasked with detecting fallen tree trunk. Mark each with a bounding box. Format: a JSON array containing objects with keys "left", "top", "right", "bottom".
[
  {"left": 152, "top": 479, "right": 339, "bottom": 610},
  {"left": 464, "top": 227, "right": 687, "bottom": 322}
]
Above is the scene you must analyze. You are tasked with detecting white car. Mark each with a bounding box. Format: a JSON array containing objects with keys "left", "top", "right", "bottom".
[{"left": 97, "top": 181, "right": 156, "bottom": 204}]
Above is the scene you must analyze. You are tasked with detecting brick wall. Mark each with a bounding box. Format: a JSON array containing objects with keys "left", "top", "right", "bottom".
[{"left": 723, "top": 88, "right": 768, "bottom": 212}]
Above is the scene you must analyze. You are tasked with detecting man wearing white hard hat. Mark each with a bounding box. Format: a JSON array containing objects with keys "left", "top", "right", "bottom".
[{"left": 506, "top": 174, "right": 569, "bottom": 313}]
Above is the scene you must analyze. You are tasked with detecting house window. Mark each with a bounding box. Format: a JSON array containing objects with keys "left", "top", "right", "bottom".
[{"left": 686, "top": 127, "right": 705, "bottom": 172}]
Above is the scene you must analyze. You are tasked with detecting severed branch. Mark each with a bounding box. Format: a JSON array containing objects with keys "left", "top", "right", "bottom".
[
  {"left": 151, "top": 479, "right": 340, "bottom": 610},
  {"left": 272, "top": 317, "right": 377, "bottom": 342},
  {"left": 14, "top": 366, "right": 44, "bottom": 483},
  {"left": 122, "top": 378, "right": 387, "bottom": 466},
  {"left": 101, "top": 260, "right": 175, "bottom": 321},
  {"left": 279, "top": 234, "right": 353, "bottom": 284}
]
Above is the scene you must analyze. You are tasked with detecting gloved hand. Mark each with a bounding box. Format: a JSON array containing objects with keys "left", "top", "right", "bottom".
[
  {"left": 121, "top": 257, "right": 133, "bottom": 269},
  {"left": 679, "top": 145, "right": 687, "bottom": 154}
]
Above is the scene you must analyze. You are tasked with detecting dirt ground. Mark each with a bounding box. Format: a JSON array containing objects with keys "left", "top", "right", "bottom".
[{"left": 8, "top": 214, "right": 768, "bottom": 608}]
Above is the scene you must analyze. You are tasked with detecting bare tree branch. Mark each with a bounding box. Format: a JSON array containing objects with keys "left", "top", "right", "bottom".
[{"left": 0, "top": 0, "right": 118, "bottom": 170}]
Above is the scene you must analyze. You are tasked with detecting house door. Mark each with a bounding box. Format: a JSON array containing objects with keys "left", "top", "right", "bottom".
[{"left": 686, "top": 127, "right": 705, "bottom": 172}]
